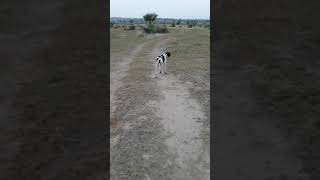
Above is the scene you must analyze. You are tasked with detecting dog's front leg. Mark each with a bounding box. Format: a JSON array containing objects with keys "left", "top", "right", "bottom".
[{"left": 161, "top": 63, "right": 164, "bottom": 75}]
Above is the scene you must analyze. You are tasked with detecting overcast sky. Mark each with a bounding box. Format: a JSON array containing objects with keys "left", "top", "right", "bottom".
[{"left": 110, "top": 0, "right": 210, "bottom": 19}]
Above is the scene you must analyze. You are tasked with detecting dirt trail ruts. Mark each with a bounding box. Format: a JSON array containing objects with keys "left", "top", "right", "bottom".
[
  {"left": 149, "top": 38, "right": 210, "bottom": 179},
  {"left": 110, "top": 35, "right": 209, "bottom": 179},
  {"left": 110, "top": 42, "right": 146, "bottom": 115}
]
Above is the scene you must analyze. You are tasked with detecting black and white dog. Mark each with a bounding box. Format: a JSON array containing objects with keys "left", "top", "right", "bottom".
[{"left": 155, "top": 52, "right": 171, "bottom": 78}]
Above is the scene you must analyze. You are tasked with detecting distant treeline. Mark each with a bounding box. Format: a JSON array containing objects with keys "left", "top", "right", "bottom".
[{"left": 110, "top": 17, "right": 210, "bottom": 26}]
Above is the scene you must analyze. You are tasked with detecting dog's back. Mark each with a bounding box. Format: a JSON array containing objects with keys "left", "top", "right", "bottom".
[{"left": 156, "top": 54, "right": 166, "bottom": 64}]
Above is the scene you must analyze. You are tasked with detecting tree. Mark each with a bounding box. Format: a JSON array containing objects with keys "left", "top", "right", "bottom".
[
  {"left": 187, "top": 20, "right": 192, "bottom": 28},
  {"left": 171, "top": 20, "right": 176, "bottom": 27},
  {"left": 143, "top": 13, "right": 158, "bottom": 26},
  {"left": 176, "top": 19, "right": 181, "bottom": 25}
]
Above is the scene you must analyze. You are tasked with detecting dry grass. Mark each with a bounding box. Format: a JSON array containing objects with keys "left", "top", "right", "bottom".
[
  {"left": 110, "top": 26, "right": 210, "bottom": 179},
  {"left": 166, "top": 27, "right": 210, "bottom": 118}
]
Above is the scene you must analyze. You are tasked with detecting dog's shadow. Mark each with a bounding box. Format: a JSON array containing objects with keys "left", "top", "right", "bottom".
[{"left": 155, "top": 72, "right": 169, "bottom": 79}]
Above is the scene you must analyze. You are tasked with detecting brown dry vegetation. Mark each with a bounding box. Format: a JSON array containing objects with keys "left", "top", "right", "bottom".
[{"left": 110, "top": 27, "right": 210, "bottom": 179}]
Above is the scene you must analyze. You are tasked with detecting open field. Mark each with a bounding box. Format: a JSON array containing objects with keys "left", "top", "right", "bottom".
[{"left": 110, "top": 27, "right": 210, "bottom": 179}]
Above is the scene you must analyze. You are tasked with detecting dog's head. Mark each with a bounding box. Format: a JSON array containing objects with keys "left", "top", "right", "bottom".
[{"left": 166, "top": 52, "right": 171, "bottom": 57}]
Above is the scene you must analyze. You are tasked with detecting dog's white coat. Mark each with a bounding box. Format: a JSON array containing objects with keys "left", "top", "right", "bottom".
[{"left": 155, "top": 53, "right": 169, "bottom": 78}]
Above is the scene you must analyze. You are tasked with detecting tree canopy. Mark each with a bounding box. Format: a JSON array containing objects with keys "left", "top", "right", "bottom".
[{"left": 143, "top": 13, "right": 158, "bottom": 25}]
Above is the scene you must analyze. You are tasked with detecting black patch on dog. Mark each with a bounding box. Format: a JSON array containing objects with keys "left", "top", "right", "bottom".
[
  {"left": 161, "top": 54, "right": 165, "bottom": 63},
  {"left": 166, "top": 52, "right": 171, "bottom": 57}
]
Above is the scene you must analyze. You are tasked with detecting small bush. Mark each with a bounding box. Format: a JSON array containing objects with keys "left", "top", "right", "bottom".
[
  {"left": 123, "top": 24, "right": 136, "bottom": 30},
  {"left": 142, "top": 25, "right": 168, "bottom": 34},
  {"left": 142, "top": 25, "right": 155, "bottom": 34},
  {"left": 128, "top": 24, "right": 136, "bottom": 30},
  {"left": 187, "top": 24, "right": 193, "bottom": 28},
  {"left": 157, "top": 25, "right": 169, "bottom": 33}
]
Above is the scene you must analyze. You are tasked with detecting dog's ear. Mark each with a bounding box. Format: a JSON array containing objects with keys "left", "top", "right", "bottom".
[{"left": 166, "top": 52, "right": 171, "bottom": 57}]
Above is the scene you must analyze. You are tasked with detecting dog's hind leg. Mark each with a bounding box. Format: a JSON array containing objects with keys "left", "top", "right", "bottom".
[
  {"left": 158, "top": 62, "right": 162, "bottom": 75},
  {"left": 161, "top": 61, "right": 165, "bottom": 74}
]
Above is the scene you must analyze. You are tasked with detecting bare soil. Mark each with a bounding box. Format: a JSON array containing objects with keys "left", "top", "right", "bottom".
[{"left": 110, "top": 28, "right": 210, "bottom": 179}]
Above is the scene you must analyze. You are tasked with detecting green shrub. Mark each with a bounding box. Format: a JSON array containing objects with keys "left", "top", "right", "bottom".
[
  {"left": 142, "top": 24, "right": 168, "bottom": 34},
  {"left": 142, "top": 24, "right": 155, "bottom": 33},
  {"left": 157, "top": 25, "right": 169, "bottom": 33}
]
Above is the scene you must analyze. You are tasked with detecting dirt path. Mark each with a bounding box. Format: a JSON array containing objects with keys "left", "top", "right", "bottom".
[
  {"left": 111, "top": 35, "right": 209, "bottom": 179},
  {"left": 150, "top": 39, "right": 210, "bottom": 179},
  {"left": 110, "top": 42, "right": 146, "bottom": 115},
  {"left": 154, "top": 77, "right": 209, "bottom": 179}
]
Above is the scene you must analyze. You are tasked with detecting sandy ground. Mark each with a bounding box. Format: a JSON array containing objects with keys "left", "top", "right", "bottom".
[
  {"left": 110, "top": 42, "right": 147, "bottom": 115},
  {"left": 110, "top": 30, "right": 209, "bottom": 179}
]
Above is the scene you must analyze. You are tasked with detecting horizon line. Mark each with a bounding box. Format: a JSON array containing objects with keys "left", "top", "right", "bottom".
[{"left": 110, "top": 16, "right": 210, "bottom": 20}]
